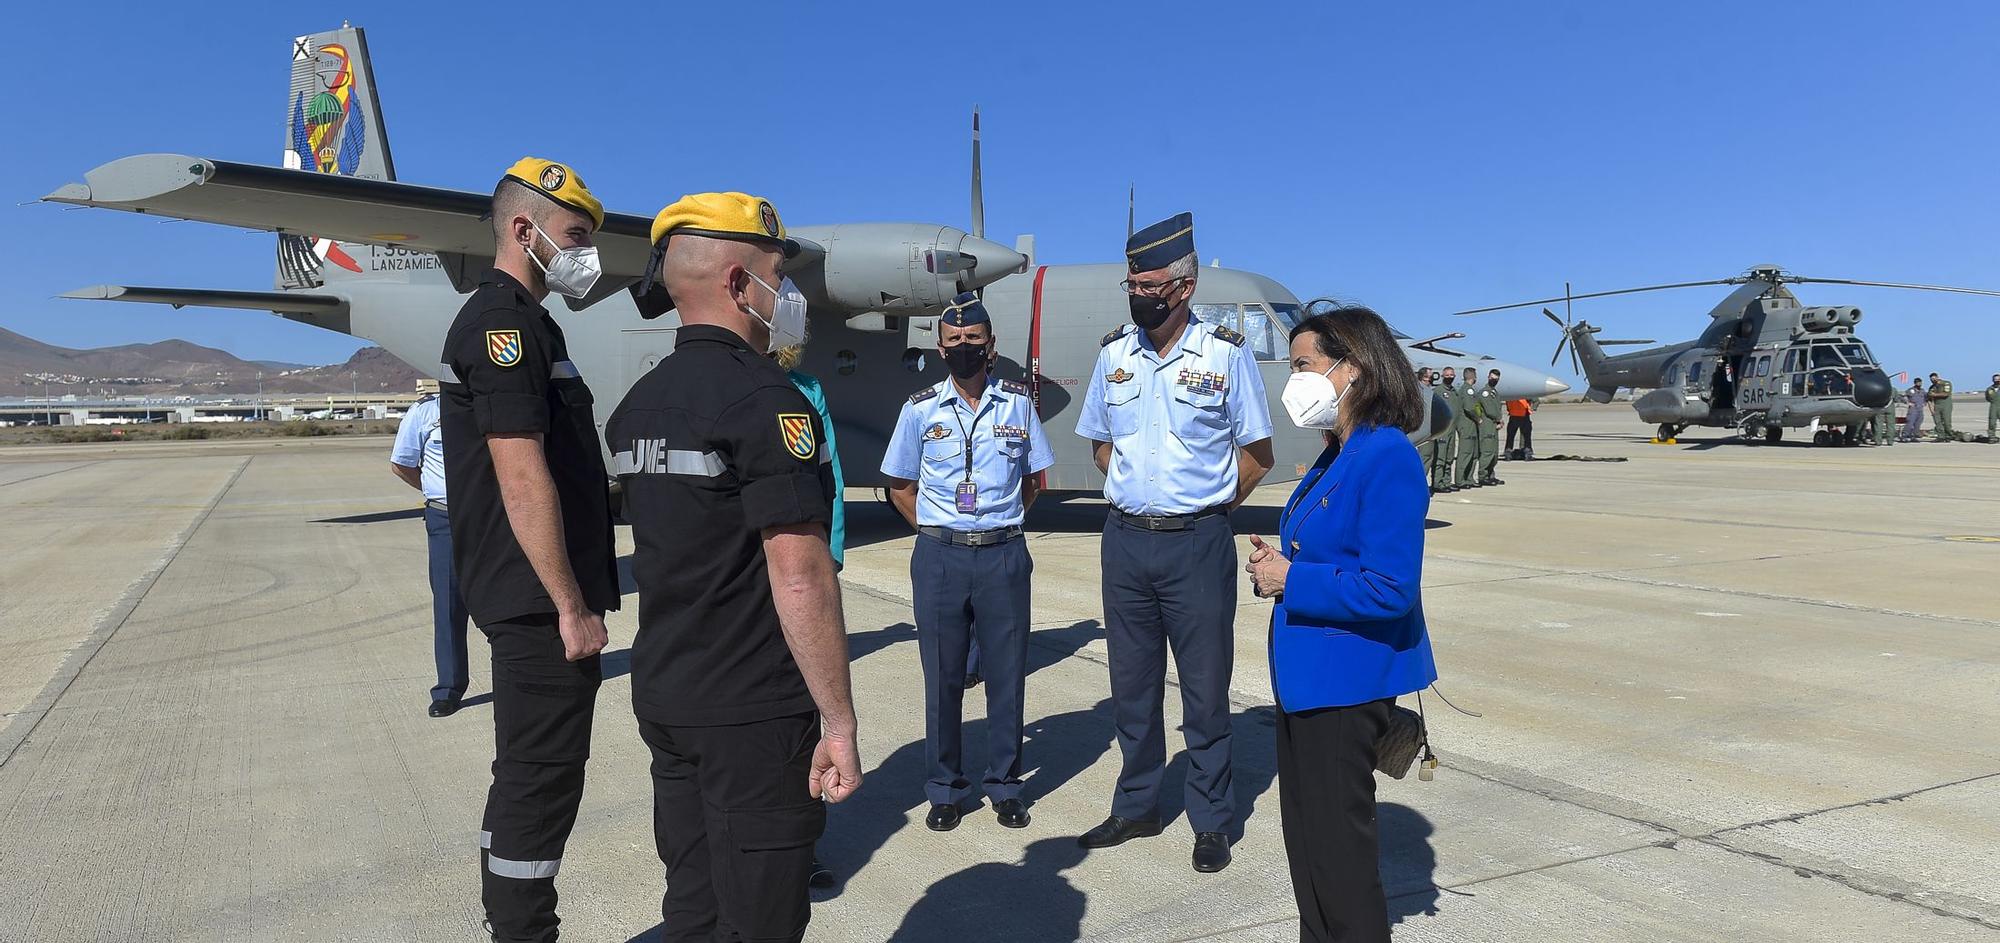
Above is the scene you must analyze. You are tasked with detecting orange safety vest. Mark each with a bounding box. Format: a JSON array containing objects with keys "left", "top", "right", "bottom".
[{"left": 1506, "top": 398, "right": 1532, "bottom": 417}]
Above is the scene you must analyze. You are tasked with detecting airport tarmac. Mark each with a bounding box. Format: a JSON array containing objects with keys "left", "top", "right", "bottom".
[{"left": 0, "top": 403, "right": 1995, "bottom": 942}]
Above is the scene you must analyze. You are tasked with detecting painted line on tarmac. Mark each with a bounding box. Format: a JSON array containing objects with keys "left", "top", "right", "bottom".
[{"left": 0, "top": 456, "right": 252, "bottom": 768}]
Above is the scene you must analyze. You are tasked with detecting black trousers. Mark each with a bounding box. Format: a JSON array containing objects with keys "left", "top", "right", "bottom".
[
  {"left": 1505, "top": 415, "right": 1532, "bottom": 453},
  {"left": 1277, "top": 699, "right": 1392, "bottom": 943},
  {"left": 479, "top": 613, "right": 601, "bottom": 943},
  {"left": 1101, "top": 511, "right": 1237, "bottom": 833},
  {"left": 911, "top": 535, "right": 1031, "bottom": 806},
  {"left": 642, "top": 711, "right": 827, "bottom": 943}
]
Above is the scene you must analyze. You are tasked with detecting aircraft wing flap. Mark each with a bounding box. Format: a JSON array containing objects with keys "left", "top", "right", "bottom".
[
  {"left": 62, "top": 284, "right": 351, "bottom": 333},
  {"left": 45, "top": 154, "right": 657, "bottom": 275}
]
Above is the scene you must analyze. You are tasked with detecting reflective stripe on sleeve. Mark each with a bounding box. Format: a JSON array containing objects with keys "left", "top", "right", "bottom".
[
  {"left": 551, "top": 360, "right": 581, "bottom": 380},
  {"left": 611, "top": 442, "right": 726, "bottom": 477}
]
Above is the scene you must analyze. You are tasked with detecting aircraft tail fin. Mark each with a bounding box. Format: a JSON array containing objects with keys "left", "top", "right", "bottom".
[{"left": 276, "top": 25, "right": 396, "bottom": 290}]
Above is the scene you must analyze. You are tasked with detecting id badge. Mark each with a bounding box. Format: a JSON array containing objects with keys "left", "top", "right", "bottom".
[{"left": 955, "top": 479, "right": 978, "bottom": 513}]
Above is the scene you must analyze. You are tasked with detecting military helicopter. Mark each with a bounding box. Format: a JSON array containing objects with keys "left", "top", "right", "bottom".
[{"left": 1454, "top": 265, "right": 2000, "bottom": 445}]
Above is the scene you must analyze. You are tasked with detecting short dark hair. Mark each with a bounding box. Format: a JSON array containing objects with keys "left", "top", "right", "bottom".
[{"left": 1291, "top": 301, "right": 1425, "bottom": 433}]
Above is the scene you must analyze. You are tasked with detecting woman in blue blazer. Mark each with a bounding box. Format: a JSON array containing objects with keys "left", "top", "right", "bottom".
[{"left": 1247, "top": 303, "right": 1437, "bottom": 943}]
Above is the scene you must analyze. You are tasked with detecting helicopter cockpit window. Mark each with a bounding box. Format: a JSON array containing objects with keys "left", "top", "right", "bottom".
[
  {"left": 1810, "top": 346, "right": 1844, "bottom": 369},
  {"left": 1755, "top": 356, "right": 1772, "bottom": 377},
  {"left": 1836, "top": 343, "right": 1871, "bottom": 365},
  {"left": 1240, "top": 304, "right": 1290, "bottom": 362}
]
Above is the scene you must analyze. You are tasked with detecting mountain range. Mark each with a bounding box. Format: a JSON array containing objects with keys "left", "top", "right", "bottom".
[{"left": 0, "top": 327, "right": 424, "bottom": 397}]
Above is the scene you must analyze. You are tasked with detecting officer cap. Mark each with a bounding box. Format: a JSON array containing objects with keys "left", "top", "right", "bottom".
[
  {"left": 939, "top": 291, "right": 990, "bottom": 329},
  {"left": 1127, "top": 212, "right": 1195, "bottom": 274},
  {"left": 501, "top": 157, "right": 604, "bottom": 230}
]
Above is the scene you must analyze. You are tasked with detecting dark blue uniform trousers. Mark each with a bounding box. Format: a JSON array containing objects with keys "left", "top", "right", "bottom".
[
  {"left": 910, "top": 534, "right": 1031, "bottom": 806},
  {"left": 424, "top": 503, "right": 471, "bottom": 702},
  {"left": 1101, "top": 511, "right": 1237, "bottom": 834}
]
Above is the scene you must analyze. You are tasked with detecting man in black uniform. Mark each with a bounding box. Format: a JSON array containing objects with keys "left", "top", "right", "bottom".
[
  {"left": 607, "top": 192, "right": 862, "bottom": 943},
  {"left": 438, "top": 157, "right": 621, "bottom": 943}
]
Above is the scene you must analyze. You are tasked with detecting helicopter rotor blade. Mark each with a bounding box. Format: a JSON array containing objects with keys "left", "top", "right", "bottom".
[
  {"left": 1453, "top": 278, "right": 1745, "bottom": 316},
  {"left": 1785, "top": 277, "right": 2000, "bottom": 298},
  {"left": 1542, "top": 307, "right": 1564, "bottom": 327}
]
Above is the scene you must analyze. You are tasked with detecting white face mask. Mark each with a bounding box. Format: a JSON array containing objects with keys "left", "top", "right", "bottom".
[
  {"left": 1282, "top": 358, "right": 1347, "bottom": 430},
  {"left": 745, "top": 270, "right": 809, "bottom": 354},
  {"left": 525, "top": 220, "right": 602, "bottom": 299}
]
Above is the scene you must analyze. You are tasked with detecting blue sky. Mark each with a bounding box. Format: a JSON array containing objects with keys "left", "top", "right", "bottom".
[{"left": 4, "top": 1, "right": 1997, "bottom": 383}]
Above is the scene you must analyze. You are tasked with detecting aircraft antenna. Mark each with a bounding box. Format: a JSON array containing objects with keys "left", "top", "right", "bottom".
[{"left": 970, "top": 107, "right": 984, "bottom": 239}]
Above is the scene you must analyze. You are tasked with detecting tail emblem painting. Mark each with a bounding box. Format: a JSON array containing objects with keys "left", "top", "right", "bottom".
[
  {"left": 278, "top": 29, "right": 393, "bottom": 290},
  {"left": 288, "top": 43, "right": 365, "bottom": 175}
]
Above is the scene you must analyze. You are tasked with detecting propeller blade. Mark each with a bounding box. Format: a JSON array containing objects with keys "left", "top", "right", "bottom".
[
  {"left": 1786, "top": 277, "right": 2000, "bottom": 298},
  {"left": 1453, "top": 278, "right": 1745, "bottom": 316},
  {"left": 1542, "top": 307, "right": 1564, "bottom": 327},
  {"left": 1550, "top": 336, "right": 1568, "bottom": 368},
  {"left": 1569, "top": 344, "right": 1581, "bottom": 376},
  {"left": 1126, "top": 184, "right": 1134, "bottom": 239},
  {"left": 969, "top": 107, "right": 984, "bottom": 240}
]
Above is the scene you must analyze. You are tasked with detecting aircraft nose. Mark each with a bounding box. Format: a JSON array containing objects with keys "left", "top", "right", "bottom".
[
  {"left": 958, "top": 234, "right": 1028, "bottom": 291},
  {"left": 1851, "top": 368, "right": 1892, "bottom": 409},
  {"left": 1544, "top": 376, "right": 1571, "bottom": 395}
]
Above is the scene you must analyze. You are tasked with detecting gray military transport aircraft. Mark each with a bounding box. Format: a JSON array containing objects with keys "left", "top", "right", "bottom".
[{"left": 47, "top": 24, "right": 1561, "bottom": 489}]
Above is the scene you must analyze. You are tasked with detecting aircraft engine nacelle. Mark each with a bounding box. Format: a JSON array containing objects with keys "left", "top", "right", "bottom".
[
  {"left": 1798, "top": 306, "right": 1840, "bottom": 332},
  {"left": 786, "top": 223, "right": 1027, "bottom": 326},
  {"left": 1831, "top": 305, "right": 1862, "bottom": 327}
]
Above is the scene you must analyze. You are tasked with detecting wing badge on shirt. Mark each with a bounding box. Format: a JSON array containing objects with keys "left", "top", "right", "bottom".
[
  {"left": 486, "top": 330, "right": 523, "bottom": 367},
  {"left": 1106, "top": 368, "right": 1133, "bottom": 384},
  {"left": 778, "top": 413, "right": 817, "bottom": 461}
]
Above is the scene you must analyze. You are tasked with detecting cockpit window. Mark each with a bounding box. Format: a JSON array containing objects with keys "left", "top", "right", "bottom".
[
  {"left": 1836, "top": 343, "right": 1871, "bottom": 365},
  {"left": 1810, "top": 346, "right": 1844, "bottom": 369},
  {"left": 1242, "top": 304, "right": 1289, "bottom": 361},
  {"left": 1269, "top": 303, "right": 1305, "bottom": 331},
  {"left": 1190, "top": 303, "right": 1237, "bottom": 333}
]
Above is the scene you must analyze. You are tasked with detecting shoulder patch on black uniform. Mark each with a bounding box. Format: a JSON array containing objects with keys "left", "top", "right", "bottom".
[
  {"left": 999, "top": 379, "right": 1029, "bottom": 396},
  {"left": 910, "top": 387, "right": 939, "bottom": 404},
  {"left": 1212, "top": 326, "right": 1246, "bottom": 347},
  {"left": 1101, "top": 325, "right": 1130, "bottom": 347}
]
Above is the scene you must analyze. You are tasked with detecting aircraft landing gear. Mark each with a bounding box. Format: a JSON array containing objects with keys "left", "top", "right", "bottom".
[
  {"left": 1764, "top": 426, "right": 1783, "bottom": 445},
  {"left": 1652, "top": 423, "right": 1682, "bottom": 444}
]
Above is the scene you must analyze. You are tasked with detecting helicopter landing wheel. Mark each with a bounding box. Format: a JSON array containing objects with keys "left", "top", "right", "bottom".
[{"left": 1765, "top": 426, "right": 1784, "bottom": 445}]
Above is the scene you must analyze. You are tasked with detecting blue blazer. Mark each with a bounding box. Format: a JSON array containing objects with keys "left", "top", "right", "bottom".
[{"left": 1270, "top": 424, "right": 1438, "bottom": 712}]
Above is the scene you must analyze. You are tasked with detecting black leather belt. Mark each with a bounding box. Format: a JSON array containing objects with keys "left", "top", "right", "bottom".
[
  {"left": 1112, "top": 505, "right": 1228, "bottom": 531},
  {"left": 918, "top": 525, "right": 1022, "bottom": 547},
  {"left": 425, "top": 498, "right": 448, "bottom": 513}
]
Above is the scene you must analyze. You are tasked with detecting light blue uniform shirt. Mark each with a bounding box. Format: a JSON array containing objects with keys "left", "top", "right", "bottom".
[
  {"left": 1075, "top": 320, "right": 1274, "bottom": 515},
  {"left": 881, "top": 377, "right": 1055, "bottom": 530},
  {"left": 391, "top": 396, "right": 447, "bottom": 503}
]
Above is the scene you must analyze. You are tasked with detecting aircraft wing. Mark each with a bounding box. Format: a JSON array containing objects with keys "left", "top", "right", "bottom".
[
  {"left": 61, "top": 284, "right": 350, "bottom": 333},
  {"left": 44, "top": 154, "right": 667, "bottom": 276}
]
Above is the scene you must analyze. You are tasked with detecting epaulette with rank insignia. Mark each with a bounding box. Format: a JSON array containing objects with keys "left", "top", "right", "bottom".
[
  {"left": 910, "top": 387, "right": 939, "bottom": 404},
  {"left": 998, "top": 379, "right": 1029, "bottom": 396},
  {"left": 1212, "top": 325, "right": 1246, "bottom": 347},
  {"left": 1101, "top": 325, "right": 1131, "bottom": 347}
]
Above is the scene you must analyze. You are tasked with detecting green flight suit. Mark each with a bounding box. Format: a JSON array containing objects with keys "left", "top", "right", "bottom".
[
  {"left": 1474, "top": 385, "right": 1503, "bottom": 481},
  {"left": 1930, "top": 379, "right": 1955, "bottom": 440},
  {"left": 1872, "top": 399, "right": 1896, "bottom": 445},
  {"left": 1434, "top": 381, "right": 1464, "bottom": 488},
  {"left": 1984, "top": 381, "right": 1999, "bottom": 439},
  {"left": 1417, "top": 382, "right": 1439, "bottom": 483},
  {"left": 1452, "top": 384, "right": 1481, "bottom": 485}
]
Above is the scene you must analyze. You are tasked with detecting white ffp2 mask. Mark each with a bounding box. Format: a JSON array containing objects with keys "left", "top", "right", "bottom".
[
  {"left": 1282, "top": 359, "right": 1346, "bottom": 430},
  {"left": 746, "top": 270, "right": 809, "bottom": 354},
  {"left": 526, "top": 220, "right": 602, "bottom": 299}
]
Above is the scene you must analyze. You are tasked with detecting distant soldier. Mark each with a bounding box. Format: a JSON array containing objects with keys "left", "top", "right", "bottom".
[
  {"left": 389, "top": 377, "right": 470, "bottom": 718},
  {"left": 1985, "top": 373, "right": 2000, "bottom": 441},
  {"left": 1433, "top": 367, "right": 1460, "bottom": 492},
  {"left": 1505, "top": 395, "right": 1534, "bottom": 460},
  {"left": 1475, "top": 369, "right": 1504, "bottom": 485},
  {"left": 1929, "top": 373, "right": 1955, "bottom": 441},
  {"left": 1902, "top": 380, "right": 1925, "bottom": 441},
  {"left": 1415, "top": 369, "right": 1437, "bottom": 482},
  {"left": 1451, "top": 370, "right": 1481, "bottom": 488},
  {"left": 1871, "top": 384, "right": 1897, "bottom": 446}
]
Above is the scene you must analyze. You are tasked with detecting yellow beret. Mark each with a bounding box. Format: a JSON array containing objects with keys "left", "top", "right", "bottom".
[
  {"left": 501, "top": 157, "right": 604, "bottom": 230},
  {"left": 650, "top": 191, "right": 799, "bottom": 258}
]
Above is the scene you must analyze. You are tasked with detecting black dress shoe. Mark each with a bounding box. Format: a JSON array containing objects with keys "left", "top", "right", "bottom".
[
  {"left": 1077, "top": 814, "right": 1162, "bottom": 848},
  {"left": 808, "top": 857, "right": 835, "bottom": 888},
  {"left": 427, "top": 698, "right": 461, "bottom": 718},
  {"left": 925, "top": 804, "right": 962, "bottom": 832},
  {"left": 1192, "top": 832, "right": 1232, "bottom": 873},
  {"left": 1485, "top": 478, "right": 1504, "bottom": 486},
  {"left": 995, "top": 798, "right": 1031, "bottom": 829}
]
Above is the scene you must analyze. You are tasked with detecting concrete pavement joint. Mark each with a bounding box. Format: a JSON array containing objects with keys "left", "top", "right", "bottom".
[
  {"left": 0, "top": 456, "right": 251, "bottom": 768},
  {"left": 0, "top": 461, "right": 97, "bottom": 488},
  {"left": 1693, "top": 837, "right": 2000, "bottom": 931}
]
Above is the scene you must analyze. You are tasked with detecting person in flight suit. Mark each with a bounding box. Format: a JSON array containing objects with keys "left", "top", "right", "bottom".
[
  {"left": 1431, "top": 367, "right": 1459, "bottom": 493},
  {"left": 1985, "top": 373, "right": 2000, "bottom": 441},
  {"left": 881, "top": 291, "right": 1055, "bottom": 833},
  {"left": 438, "top": 158, "right": 621, "bottom": 943},
  {"left": 1414, "top": 369, "right": 1437, "bottom": 476},
  {"left": 1074, "top": 212, "right": 1275, "bottom": 874},
  {"left": 1929, "top": 372, "right": 1956, "bottom": 441},
  {"left": 1475, "top": 369, "right": 1504, "bottom": 485},
  {"left": 1456, "top": 370, "right": 1488, "bottom": 487},
  {"left": 1870, "top": 379, "right": 1897, "bottom": 446},
  {"left": 389, "top": 378, "right": 471, "bottom": 717},
  {"left": 607, "top": 192, "right": 861, "bottom": 943}
]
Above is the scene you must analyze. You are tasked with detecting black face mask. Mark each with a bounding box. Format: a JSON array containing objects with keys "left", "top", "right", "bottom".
[
  {"left": 941, "top": 342, "right": 991, "bottom": 380},
  {"left": 1128, "top": 293, "right": 1175, "bottom": 331},
  {"left": 1487, "top": 378, "right": 1499, "bottom": 387}
]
